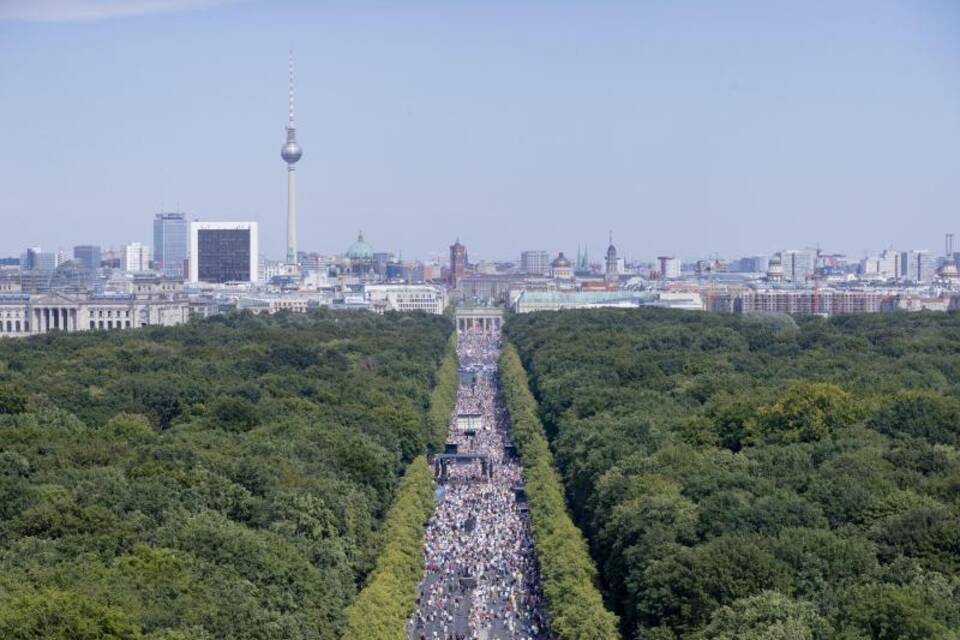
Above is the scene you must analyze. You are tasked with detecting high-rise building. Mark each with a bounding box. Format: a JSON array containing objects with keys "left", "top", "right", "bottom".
[
  {"left": 281, "top": 52, "right": 303, "bottom": 266},
  {"left": 878, "top": 249, "right": 900, "bottom": 279},
  {"left": 658, "top": 256, "right": 681, "bottom": 279},
  {"left": 153, "top": 212, "right": 188, "bottom": 278},
  {"left": 736, "top": 255, "right": 768, "bottom": 273},
  {"left": 448, "top": 239, "right": 467, "bottom": 286},
  {"left": 520, "top": 250, "right": 550, "bottom": 276},
  {"left": 373, "top": 252, "right": 393, "bottom": 277},
  {"left": 781, "top": 250, "right": 814, "bottom": 282},
  {"left": 860, "top": 249, "right": 900, "bottom": 280},
  {"left": 73, "top": 245, "right": 102, "bottom": 271},
  {"left": 122, "top": 242, "right": 152, "bottom": 273},
  {"left": 21, "top": 247, "right": 57, "bottom": 272},
  {"left": 901, "top": 250, "right": 934, "bottom": 283},
  {"left": 189, "top": 222, "right": 259, "bottom": 283}
]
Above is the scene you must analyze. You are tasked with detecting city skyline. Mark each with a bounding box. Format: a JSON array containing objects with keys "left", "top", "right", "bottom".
[{"left": 1, "top": 1, "right": 959, "bottom": 260}]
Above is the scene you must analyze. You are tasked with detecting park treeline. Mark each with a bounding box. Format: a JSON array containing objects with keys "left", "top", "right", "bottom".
[
  {"left": 506, "top": 309, "right": 960, "bottom": 640},
  {"left": 427, "top": 333, "right": 459, "bottom": 452},
  {"left": 341, "top": 335, "right": 458, "bottom": 639},
  {"left": 341, "top": 456, "right": 434, "bottom": 640},
  {"left": 499, "top": 344, "right": 621, "bottom": 640},
  {"left": 0, "top": 310, "right": 452, "bottom": 640}
]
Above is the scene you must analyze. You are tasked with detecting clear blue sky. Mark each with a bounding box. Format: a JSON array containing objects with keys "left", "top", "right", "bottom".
[{"left": 1, "top": 0, "right": 958, "bottom": 263}]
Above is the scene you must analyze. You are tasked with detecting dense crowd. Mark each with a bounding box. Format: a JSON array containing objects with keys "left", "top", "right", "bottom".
[{"left": 408, "top": 332, "right": 550, "bottom": 640}]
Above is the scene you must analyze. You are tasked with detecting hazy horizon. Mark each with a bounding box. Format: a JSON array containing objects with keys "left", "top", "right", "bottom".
[{"left": 1, "top": 0, "right": 958, "bottom": 263}]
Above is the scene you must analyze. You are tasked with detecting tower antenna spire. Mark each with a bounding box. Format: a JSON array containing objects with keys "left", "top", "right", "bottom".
[
  {"left": 288, "top": 49, "right": 295, "bottom": 127},
  {"left": 281, "top": 50, "right": 303, "bottom": 267}
]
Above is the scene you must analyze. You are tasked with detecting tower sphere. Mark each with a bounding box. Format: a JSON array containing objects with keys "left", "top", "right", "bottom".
[{"left": 282, "top": 140, "right": 302, "bottom": 164}]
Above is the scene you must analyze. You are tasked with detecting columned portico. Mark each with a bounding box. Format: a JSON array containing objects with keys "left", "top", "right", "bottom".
[
  {"left": 0, "top": 279, "right": 190, "bottom": 340},
  {"left": 28, "top": 301, "right": 80, "bottom": 333},
  {"left": 455, "top": 307, "right": 504, "bottom": 336}
]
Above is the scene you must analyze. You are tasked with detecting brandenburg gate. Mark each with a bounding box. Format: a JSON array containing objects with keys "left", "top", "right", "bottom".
[{"left": 455, "top": 307, "right": 504, "bottom": 335}]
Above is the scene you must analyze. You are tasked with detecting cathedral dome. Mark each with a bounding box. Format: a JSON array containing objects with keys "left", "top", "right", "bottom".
[
  {"left": 346, "top": 232, "right": 374, "bottom": 260},
  {"left": 552, "top": 252, "right": 571, "bottom": 268}
]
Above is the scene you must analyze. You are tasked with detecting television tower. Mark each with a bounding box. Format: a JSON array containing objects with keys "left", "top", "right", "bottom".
[{"left": 280, "top": 51, "right": 303, "bottom": 266}]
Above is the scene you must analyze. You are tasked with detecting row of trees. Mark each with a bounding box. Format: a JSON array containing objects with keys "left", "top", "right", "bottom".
[
  {"left": 426, "top": 334, "right": 459, "bottom": 452},
  {"left": 0, "top": 310, "right": 453, "bottom": 639},
  {"left": 506, "top": 309, "right": 960, "bottom": 639},
  {"left": 341, "top": 332, "right": 461, "bottom": 639},
  {"left": 499, "top": 344, "right": 621, "bottom": 640},
  {"left": 340, "top": 456, "right": 435, "bottom": 640}
]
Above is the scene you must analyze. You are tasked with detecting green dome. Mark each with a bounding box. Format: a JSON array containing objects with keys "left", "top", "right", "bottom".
[{"left": 346, "top": 232, "right": 374, "bottom": 260}]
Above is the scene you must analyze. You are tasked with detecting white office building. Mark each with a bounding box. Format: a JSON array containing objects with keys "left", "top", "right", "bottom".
[
  {"left": 122, "top": 242, "right": 152, "bottom": 273},
  {"left": 364, "top": 284, "right": 448, "bottom": 314},
  {"left": 901, "top": 250, "right": 934, "bottom": 283},
  {"left": 861, "top": 249, "right": 901, "bottom": 280},
  {"left": 520, "top": 251, "right": 550, "bottom": 276},
  {"left": 781, "top": 250, "right": 815, "bottom": 283},
  {"left": 658, "top": 256, "right": 681, "bottom": 279}
]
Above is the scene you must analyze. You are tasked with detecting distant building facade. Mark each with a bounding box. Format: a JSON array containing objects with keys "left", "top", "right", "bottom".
[
  {"left": 520, "top": 250, "right": 550, "bottom": 276},
  {"left": 189, "top": 222, "right": 259, "bottom": 284},
  {"left": 735, "top": 255, "right": 768, "bottom": 273},
  {"left": 514, "top": 290, "right": 703, "bottom": 313},
  {"left": 900, "top": 250, "right": 934, "bottom": 283},
  {"left": 780, "top": 250, "right": 814, "bottom": 282},
  {"left": 711, "top": 289, "right": 885, "bottom": 315},
  {"left": 122, "top": 242, "right": 152, "bottom": 273},
  {"left": 860, "top": 249, "right": 901, "bottom": 280},
  {"left": 459, "top": 275, "right": 523, "bottom": 304},
  {"left": 237, "top": 295, "right": 315, "bottom": 315},
  {"left": 153, "top": 212, "right": 189, "bottom": 278},
  {"left": 0, "top": 269, "right": 21, "bottom": 293},
  {"left": 21, "top": 248, "right": 57, "bottom": 272},
  {"left": 73, "top": 245, "right": 102, "bottom": 271},
  {"left": 364, "top": 284, "right": 448, "bottom": 314},
  {"left": 658, "top": 256, "right": 681, "bottom": 279},
  {"left": 0, "top": 276, "right": 190, "bottom": 338},
  {"left": 449, "top": 240, "right": 467, "bottom": 286}
]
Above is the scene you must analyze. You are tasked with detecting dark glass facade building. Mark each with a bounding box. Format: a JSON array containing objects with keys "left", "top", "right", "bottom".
[{"left": 197, "top": 228, "right": 252, "bottom": 283}]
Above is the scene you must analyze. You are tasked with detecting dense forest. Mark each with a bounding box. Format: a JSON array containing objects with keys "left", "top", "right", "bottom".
[
  {"left": 499, "top": 345, "right": 620, "bottom": 639},
  {"left": 506, "top": 309, "right": 960, "bottom": 640},
  {"left": 0, "top": 311, "right": 452, "bottom": 639}
]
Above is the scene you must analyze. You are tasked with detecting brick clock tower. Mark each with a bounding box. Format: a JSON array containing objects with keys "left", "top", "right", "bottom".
[{"left": 449, "top": 239, "right": 467, "bottom": 287}]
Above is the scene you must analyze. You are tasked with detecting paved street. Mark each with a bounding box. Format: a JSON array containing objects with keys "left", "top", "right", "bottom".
[{"left": 408, "top": 331, "right": 550, "bottom": 640}]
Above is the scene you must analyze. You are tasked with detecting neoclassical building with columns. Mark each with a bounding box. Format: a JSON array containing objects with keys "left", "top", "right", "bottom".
[
  {"left": 0, "top": 289, "right": 191, "bottom": 338},
  {"left": 455, "top": 307, "right": 504, "bottom": 335}
]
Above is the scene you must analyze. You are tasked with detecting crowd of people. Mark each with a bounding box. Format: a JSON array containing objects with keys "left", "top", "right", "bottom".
[{"left": 408, "top": 331, "right": 551, "bottom": 640}]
